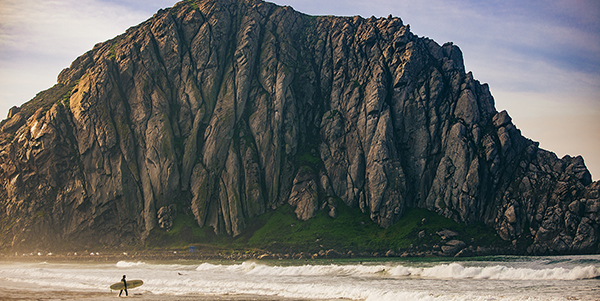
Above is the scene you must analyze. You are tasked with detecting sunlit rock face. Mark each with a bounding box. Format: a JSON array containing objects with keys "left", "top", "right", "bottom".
[{"left": 0, "top": 0, "right": 597, "bottom": 254}]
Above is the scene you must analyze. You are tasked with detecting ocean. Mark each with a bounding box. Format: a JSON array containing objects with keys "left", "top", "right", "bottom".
[{"left": 0, "top": 255, "right": 599, "bottom": 300}]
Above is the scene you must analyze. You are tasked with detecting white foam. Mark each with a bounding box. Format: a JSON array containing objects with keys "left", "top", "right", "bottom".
[
  {"left": 116, "top": 261, "right": 146, "bottom": 267},
  {"left": 195, "top": 262, "right": 222, "bottom": 271},
  {"left": 196, "top": 261, "right": 402, "bottom": 278},
  {"left": 196, "top": 261, "right": 599, "bottom": 281},
  {"left": 417, "top": 262, "right": 600, "bottom": 280},
  {"left": 2, "top": 256, "right": 598, "bottom": 301}
]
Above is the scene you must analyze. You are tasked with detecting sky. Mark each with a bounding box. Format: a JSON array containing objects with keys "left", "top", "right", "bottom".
[{"left": 0, "top": 0, "right": 599, "bottom": 180}]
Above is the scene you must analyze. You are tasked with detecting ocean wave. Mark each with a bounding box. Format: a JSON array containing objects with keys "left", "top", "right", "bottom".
[
  {"left": 423, "top": 263, "right": 599, "bottom": 280},
  {"left": 195, "top": 261, "right": 599, "bottom": 281},
  {"left": 2, "top": 258, "right": 597, "bottom": 300},
  {"left": 195, "top": 262, "right": 227, "bottom": 271},
  {"left": 196, "top": 261, "right": 390, "bottom": 277},
  {"left": 116, "top": 261, "right": 146, "bottom": 267},
  {"left": 245, "top": 262, "right": 385, "bottom": 276}
]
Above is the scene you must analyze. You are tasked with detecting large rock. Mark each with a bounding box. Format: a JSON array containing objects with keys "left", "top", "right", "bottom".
[
  {"left": 288, "top": 167, "right": 319, "bottom": 221},
  {"left": 158, "top": 204, "right": 177, "bottom": 231},
  {"left": 0, "top": 0, "right": 597, "bottom": 254}
]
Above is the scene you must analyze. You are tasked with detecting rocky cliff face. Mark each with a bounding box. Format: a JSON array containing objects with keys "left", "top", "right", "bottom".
[{"left": 0, "top": 0, "right": 597, "bottom": 254}]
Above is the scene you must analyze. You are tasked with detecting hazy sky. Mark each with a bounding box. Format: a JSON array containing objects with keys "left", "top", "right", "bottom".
[{"left": 0, "top": 0, "right": 598, "bottom": 180}]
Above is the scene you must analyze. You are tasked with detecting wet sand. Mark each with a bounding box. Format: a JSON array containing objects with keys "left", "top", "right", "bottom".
[
  {"left": 0, "top": 288, "right": 343, "bottom": 301},
  {"left": 0, "top": 256, "right": 352, "bottom": 301},
  {"left": 0, "top": 278, "right": 346, "bottom": 301}
]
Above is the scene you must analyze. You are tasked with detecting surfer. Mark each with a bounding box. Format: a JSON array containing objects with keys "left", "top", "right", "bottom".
[{"left": 119, "top": 275, "right": 128, "bottom": 297}]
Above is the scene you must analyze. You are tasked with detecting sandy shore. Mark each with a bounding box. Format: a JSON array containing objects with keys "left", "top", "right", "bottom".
[
  {"left": 0, "top": 257, "right": 354, "bottom": 301},
  {"left": 0, "top": 278, "right": 348, "bottom": 301},
  {"left": 0, "top": 288, "right": 346, "bottom": 301},
  {"left": 0, "top": 279, "right": 346, "bottom": 301}
]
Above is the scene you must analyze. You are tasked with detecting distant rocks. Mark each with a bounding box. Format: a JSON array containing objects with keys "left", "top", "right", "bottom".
[
  {"left": 436, "top": 229, "right": 458, "bottom": 240},
  {"left": 441, "top": 240, "right": 466, "bottom": 256}
]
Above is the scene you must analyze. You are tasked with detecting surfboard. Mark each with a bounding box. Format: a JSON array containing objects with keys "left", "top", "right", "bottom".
[{"left": 109, "top": 280, "right": 143, "bottom": 290}]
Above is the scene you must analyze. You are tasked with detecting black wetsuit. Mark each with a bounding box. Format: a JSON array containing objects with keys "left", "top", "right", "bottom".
[{"left": 119, "top": 276, "right": 128, "bottom": 296}]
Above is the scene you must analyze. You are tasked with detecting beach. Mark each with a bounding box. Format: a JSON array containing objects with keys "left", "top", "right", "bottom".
[
  {"left": 0, "top": 289, "right": 336, "bottom": 301},
  {"left": 0, "top": 283, "right": 340, "bottom": 301},
  {"left": 1, "top": 255, "right": 599, "bottom": 301},
  {"left": 0, "top": 262, "right": 346, "bottom": 301}
]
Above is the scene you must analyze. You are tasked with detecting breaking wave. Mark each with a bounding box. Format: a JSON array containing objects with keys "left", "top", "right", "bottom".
[
  {"left": 413, "top": 262, "right": 600, "bottom": 280},
  {"left": 116, "top": 261, "right": 146, "bottom": 267},
  {"left": 2, "top": 256, "right": 598, "bottom": 301},
  {"left": 196, "top": 261, "right": 600, "bottom": 281}
]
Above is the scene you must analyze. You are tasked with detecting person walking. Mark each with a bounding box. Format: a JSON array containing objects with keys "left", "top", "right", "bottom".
[{"left": 119, "top": 275, "right": 128, "bottom": 297}]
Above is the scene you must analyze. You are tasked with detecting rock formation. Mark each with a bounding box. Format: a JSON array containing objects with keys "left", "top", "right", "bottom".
[{"left": 0, "top": 0, "right": 597, "bottom": 254}]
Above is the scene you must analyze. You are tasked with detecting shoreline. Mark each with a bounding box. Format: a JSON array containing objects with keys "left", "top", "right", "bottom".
[
  {"left": 1, "top": 251, "right": 594, "bottom": 265},
  {"left": 0, "top": 287, "right": 348, "bottom": 301},
  {"left": 0, "top": 265, "right": 352, "bottom": 301},
  {"left": 0, "top": 291, "right": 345, "bottom": 301},
  {"left": 0, "top": 245, "right": 517, "bottom": 263},
  {"left": 1, "top": 256, "right": 597, "bottom": 301}
]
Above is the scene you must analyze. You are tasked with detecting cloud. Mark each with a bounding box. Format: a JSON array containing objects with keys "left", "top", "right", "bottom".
[
  {"left": 0, "top": 0, "right": 174, "bottom": 116},
  {"left": 1, "top": 0, "right": 146, "bottom": 51}
]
